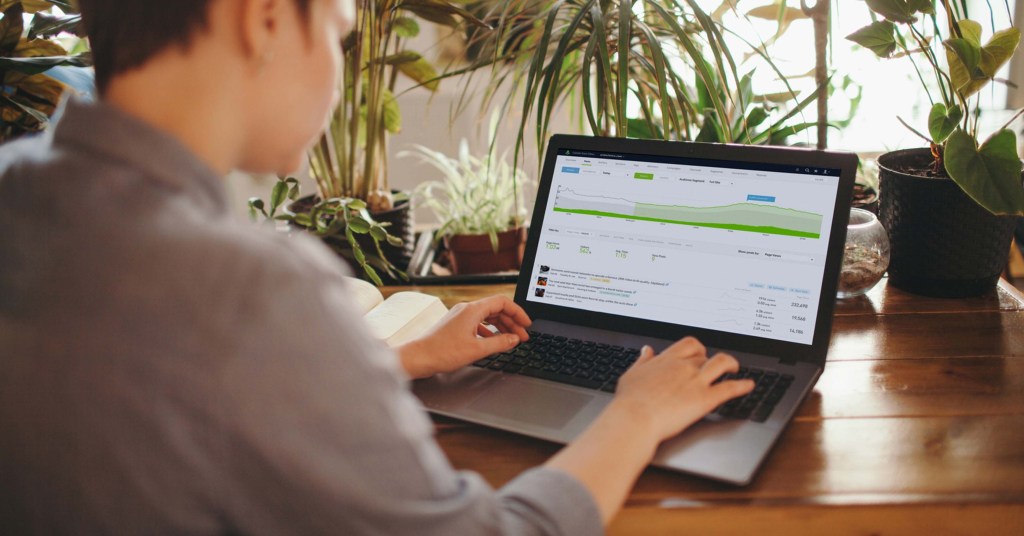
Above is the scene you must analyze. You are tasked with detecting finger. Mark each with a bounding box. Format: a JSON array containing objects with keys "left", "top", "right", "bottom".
[
  {"left": 708, "top": 378, "right": 756, "bottom": 407},
  {"left": 698, "top": 353, "right": 741, "bottom": 384},
  {"left": 474, "top": 296, "right": 532, "bottom": 330},
  {"left": 474, "top": 331, "right": 521, "bottom": 356},
  {"left": 633, "top": 345, "right": 656, "bottom": 366},
  {"left": 662, "top": 336, "right": 706, "bottom": 360},
  {"left": 489, "top": 313, "right": 530, "bottom": 341}
]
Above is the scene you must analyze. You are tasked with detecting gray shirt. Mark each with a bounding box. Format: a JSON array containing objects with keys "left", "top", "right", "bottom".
[{"left": 0, "top": 99, "right": 601, "bottom": 535}]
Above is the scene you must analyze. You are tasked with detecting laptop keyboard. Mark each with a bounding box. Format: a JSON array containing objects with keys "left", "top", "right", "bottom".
[
  {"left": 473, "top": 331, "right": 639, "bottom": 392},
  {"left": 472, "top": 331, "right": 794, "bottom": 423},
  {"left": 712, "top": 368, "right": 794, "bottom": 423}
]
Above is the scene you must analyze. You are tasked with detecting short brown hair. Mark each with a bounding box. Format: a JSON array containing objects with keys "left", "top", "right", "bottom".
[{"left": 79, "top": 0, "right": 312, "bottom": 95}]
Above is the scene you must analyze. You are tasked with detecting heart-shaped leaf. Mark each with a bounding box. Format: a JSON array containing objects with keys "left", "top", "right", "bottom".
[
  {"left": 978, "top": 28, "right": 1020, "bottom": 78},
  {"left": 946, "top": 24, "right": 1021, "bottom": 98},
  {"left": 944, "top": 129, "right": 1024, "bottom": 215},
  {"left": 956, "top": 20, "right": 983, "bottom": 46},
  {"left": 865, "top": 0, "right": 917, "bottom": 24},
  {"left": 907, "top": 0, "right": 934, "bottom": 14},
  {"left": 847, "top": 21, "right": 898, "bottom": 58},
  {"left": 928, "top": 103, "right": 962, "bottom": 143}
]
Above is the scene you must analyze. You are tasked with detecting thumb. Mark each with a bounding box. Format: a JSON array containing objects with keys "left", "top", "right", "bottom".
[{"left": 476, "top": 333, "right": 520, "bottom": 357}]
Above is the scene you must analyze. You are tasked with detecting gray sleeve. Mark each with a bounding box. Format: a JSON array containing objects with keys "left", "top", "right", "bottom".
[{"left": 211, "top": 235, "right": 603, "bottom": 536}]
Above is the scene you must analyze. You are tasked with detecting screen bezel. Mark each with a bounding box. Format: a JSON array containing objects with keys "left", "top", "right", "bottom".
[{"left": 514, "top": 134, "right": 857, "bottom": 366}]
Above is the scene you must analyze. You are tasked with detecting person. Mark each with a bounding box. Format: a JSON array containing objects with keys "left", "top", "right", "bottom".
[{"left": 0, "top": 0, "right": 754, "bottom": 533}]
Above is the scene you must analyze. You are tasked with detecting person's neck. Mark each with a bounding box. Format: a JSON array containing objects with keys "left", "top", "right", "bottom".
[{"left": 103, "top": 52, "right": 245, "bottom": 177}]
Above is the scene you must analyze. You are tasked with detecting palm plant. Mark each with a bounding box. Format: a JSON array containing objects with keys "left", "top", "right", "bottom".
[
  {"left": 309, "top": 0, "right": 485, "bottom": 213},
  {"left": 454, "top": 0, "right": 817, "bottom": 163},
  {"left": 0, "top": 0, "right": 89, "bottom": 143}
]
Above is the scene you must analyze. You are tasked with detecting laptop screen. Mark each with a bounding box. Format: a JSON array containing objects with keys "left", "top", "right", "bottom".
[{"left": 524, "top": 147, "right": 842, "bottom": 346}]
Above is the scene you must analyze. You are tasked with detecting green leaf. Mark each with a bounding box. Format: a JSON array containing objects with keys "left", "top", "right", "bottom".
[
  {"left": 927, "top": 103, "right": 962, "bottom": 143},
  {"left": 380, "top": 51, "right": 420, "bottom": 65},
  {"left": 864, "top": 0, "right": 917, "bottom": 24},
  {"left": 347, "top": 198, "right": 367, "bottom": 210},
  {"left": 247, "top": 197, "right": 266, "bottom": 220},
  {"left": 293, "top": 212, "right": 313, "bottom": 227},
  {"left": 944, "top": 38, "right": 981, "bottom": 74},
  {"left": 270, "top": 180, "right": 288, "bottom": 214},
  {"left": 398, "top": 0, "right": 475, "bottom": 29},
  {"left": 381, "top": 89, "right": 401, "bottom": 133},
  {"left": 906, "top": 0, "right": 934, "bottom": 15},
  {"left": 369, "top": 224, "right": 387, "bottom": 241},
  {"left": 386, "top": 235, "right": 403, "bottom": 247},
  {"left": 945, "top": 38, "right": 984, "bottom": 96},
  {"left": 978, "top": 28, "right": 1020, "bottom": 78},
  {"left": 393, "top": 17, "right": 419, "bottom": 38},
  {"left": 347, "top": 216, "right": 371, "bottom": 234},
  {"left": 395, "top": 55, "right": 439, "bottom": 91},
  {"left": 944, "top": 129, "right": 1024, "bottom": 215},
  {"left": 846, "top": 21, "right": 898, "bottom": 58},
  {"left": 957, "top": 20, "right": 983, "bottom": 47}
]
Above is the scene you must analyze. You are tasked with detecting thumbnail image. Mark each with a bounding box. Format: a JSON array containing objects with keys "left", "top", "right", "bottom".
[
  {"left": 534, "top": 288, "right": 546, "bottom": 298},
  {"left": 536, "top": 277, "right": 548, "bottom": 286},
  {"left": 539, "top": 265, "right": 550, "bottom": 273}
]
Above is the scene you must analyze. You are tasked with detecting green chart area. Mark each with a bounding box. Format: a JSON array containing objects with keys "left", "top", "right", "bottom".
[{"left": 553, "top": 193, "right": 823, "bottom": 238}]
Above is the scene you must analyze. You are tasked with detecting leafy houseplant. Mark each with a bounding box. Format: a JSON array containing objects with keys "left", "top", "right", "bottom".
[
  {"left": 256, "top": 0, "right": 485, "bottom": 283},
  {"left": 846, "top": 0, "right": 1023, "bottom": 297},
  {"left": 403, "top": 116, "right": 533, "bottom": 274},
  {"left": 457, "top": 0, "right": 817, "bottom": 162},
  {"left": 0, "top": 0, "right": 90, "bottom": 143}
]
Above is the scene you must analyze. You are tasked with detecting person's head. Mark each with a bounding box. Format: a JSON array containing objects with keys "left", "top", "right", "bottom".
[{"left": 77, "top": 0, "right": 354, "bottom": 174}]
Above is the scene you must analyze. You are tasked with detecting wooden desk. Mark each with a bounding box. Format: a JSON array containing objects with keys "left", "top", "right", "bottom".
[{"left": 385, "top": 279, "right": 1024, "bottom": 534}]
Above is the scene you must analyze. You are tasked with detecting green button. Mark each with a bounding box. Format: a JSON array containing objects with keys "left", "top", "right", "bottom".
[{"left": 634, "top": 172, "right": 654, "bottom": 180}]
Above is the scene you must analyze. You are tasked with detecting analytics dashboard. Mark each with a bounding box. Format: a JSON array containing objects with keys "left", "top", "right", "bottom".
[{"left": 526, "top": 148, "right": 841, "bottom": 345}]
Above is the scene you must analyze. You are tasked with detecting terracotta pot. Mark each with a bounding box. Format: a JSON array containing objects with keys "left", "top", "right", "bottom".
[
  {"left": 877, "top": 148, "right": 1015, "bottom": 298},
  {"left": 443, "top": 228, "right": 527, "bottom": 275}
]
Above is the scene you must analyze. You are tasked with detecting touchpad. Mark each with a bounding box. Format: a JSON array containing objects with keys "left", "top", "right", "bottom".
[{"left": 467, "top": 379, "right": 592, "bottom": 429}]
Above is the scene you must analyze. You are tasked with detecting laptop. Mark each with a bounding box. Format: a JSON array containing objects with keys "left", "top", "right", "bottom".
[{"left": 414, "top": 135, "right": 856, "bottom": 485}]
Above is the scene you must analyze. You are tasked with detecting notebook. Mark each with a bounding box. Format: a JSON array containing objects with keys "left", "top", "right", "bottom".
[{"left": 413, "top": 134, "right": 857, "bottom": 485}]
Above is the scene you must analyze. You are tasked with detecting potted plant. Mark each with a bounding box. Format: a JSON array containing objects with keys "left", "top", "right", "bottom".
[
  {"left": 453, "top": 0, "right": 819, "bottom": 162},
  {"left": 1, "top": 0, "right": 91, "bottom": 143},
  {"left": 847, "top": 0, "right": 1023, "bottom": 297},
  {"left": 251, "top": 0, "right": 485, "bottom": 284},
  {"left": 402, "top": 114, "right": 533, "bottom": 275}
]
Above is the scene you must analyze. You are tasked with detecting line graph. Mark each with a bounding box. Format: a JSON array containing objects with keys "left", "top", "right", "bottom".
[{"left": 552, "top": 187, "right": 823, "bottom": 238}]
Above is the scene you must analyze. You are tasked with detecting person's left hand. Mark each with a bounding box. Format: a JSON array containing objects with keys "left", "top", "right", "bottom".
[{"left": 397, "top": 295, "right": 531, "bottom": 379}]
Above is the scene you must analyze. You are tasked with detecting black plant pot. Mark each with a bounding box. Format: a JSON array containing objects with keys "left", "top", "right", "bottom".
[
  {"left": 878, "top": 148, "right": 1015, "bottom": 298},
  {"left": 289, "top": 193, "right": 415, "bottom": 282}
]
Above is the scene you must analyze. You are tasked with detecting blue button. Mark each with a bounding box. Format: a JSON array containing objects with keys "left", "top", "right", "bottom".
[
  {"left": 561, "top": 166, "right": 580, "bottom": 174},
  {"left": 747, "top": 195, "right": 776, "bottom": 202}
]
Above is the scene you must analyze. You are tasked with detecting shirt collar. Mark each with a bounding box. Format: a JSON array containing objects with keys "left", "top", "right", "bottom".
[{"left": 52, "top": 97, "right": 228, "bottom": 214}]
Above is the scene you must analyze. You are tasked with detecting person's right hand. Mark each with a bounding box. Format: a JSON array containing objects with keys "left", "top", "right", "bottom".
[{"left": 613, "top": 337, "right": 755, "bottom": 443}]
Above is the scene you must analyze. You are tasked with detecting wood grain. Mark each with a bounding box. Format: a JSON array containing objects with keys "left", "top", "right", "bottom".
[{"left": 382, "top": 278, "right": 1024, "bottom": 532}]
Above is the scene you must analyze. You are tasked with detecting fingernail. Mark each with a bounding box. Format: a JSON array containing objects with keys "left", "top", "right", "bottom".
[{"left": 507, "top": 335, "right": 519, "bottom": 345}]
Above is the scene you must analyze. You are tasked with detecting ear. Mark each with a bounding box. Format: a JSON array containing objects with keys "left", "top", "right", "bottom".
[{"left": 237, "top": 0, "right": 281, "bottom": 64}]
